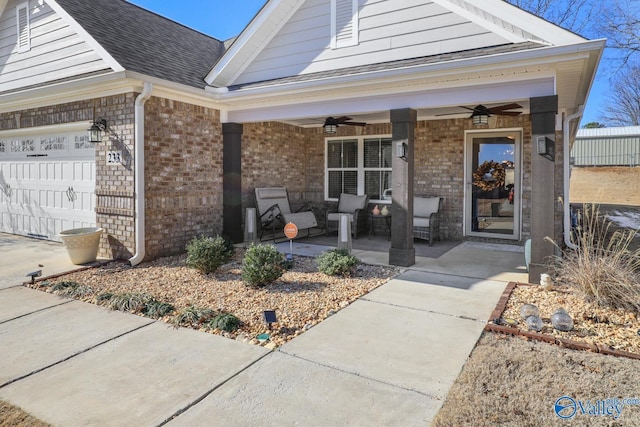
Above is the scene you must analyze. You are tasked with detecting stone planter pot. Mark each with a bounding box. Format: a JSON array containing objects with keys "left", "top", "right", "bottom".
[{"left": 59, "top": 227, "right": 103, "bottom": 265}]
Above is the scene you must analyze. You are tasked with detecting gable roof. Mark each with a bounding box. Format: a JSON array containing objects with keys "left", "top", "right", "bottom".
[
  {"left": 54, "top": 0, "right": 226, "bottom": 89},
  {"left": 206, "top": 0, "right": 589, "bottom": 89}
]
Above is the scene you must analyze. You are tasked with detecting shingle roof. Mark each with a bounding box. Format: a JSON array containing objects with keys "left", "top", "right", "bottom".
[
  {"left": 228, "top": 41, "right": 546, "bottom": 91},
  {"left": 56, "top": 0, "right": 225, "bottom": 89}
]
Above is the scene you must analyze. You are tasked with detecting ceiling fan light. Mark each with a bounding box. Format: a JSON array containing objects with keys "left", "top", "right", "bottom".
[
  {"left": 472, "top": 112, "right": 489, "bottom": 126},
  {"left": 324, "top": 123, "right": 337, "bottom": 134}
]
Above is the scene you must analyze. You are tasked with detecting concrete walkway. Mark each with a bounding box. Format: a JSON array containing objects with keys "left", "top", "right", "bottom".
[{"left": 0, "top": 233, "right": 528, "bottom": 426}]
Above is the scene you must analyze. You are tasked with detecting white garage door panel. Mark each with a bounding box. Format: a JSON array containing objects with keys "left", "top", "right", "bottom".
[{"left": 0, "top": 126, "right": 96, "bottom": 242}]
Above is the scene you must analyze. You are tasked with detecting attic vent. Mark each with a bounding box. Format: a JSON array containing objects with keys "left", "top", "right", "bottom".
[
  {"left": 16, "top": 2, "right": 31, "bottom": 53},
  {"left": 331, "top": 0, "right": 359, "bottom": 49}
]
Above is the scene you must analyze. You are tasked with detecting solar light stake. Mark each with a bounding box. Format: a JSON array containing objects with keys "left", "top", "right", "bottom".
[
  {"left": 337, "top": 213, "right": 352, "bottom": 253},
  {"left": 263, "top": 310, "right": 277, "bottom": 330}
]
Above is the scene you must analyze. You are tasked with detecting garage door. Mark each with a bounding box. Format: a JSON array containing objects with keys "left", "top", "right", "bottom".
[{"left": 0, "top": 123, "right": 96, "bottom": 242}]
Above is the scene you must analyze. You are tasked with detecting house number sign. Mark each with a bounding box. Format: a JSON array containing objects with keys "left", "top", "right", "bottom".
[{"left": 106, "top": 151, "right": 123, "bottom": 165}]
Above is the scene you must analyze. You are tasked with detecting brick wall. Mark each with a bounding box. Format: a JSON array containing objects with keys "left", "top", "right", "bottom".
[{"left": 143, "top": 97, "right": 222, "bottom": 259}]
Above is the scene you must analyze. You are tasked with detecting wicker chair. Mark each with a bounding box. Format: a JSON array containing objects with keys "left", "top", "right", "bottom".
[
  {"left": 413, "top": 196, "right": 444, "bottom": 246},
  {"left": 325, "top": 193, "right": 369, "bottom": 239}
]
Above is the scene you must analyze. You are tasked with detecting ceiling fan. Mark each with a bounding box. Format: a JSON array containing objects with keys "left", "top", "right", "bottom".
[
  {"left": 437, "top": 103, "right": 523, "bottom": 125},
  {"left": 323, "top": 116, "right": 366, "bottom": 134}
]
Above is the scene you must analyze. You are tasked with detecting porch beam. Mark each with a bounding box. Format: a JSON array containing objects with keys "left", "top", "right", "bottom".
[
  {"left": 222, "top": 123, "right": 244, "bottom": 243},
  {"left": 529, "top": 95, "right": 558, "bottom": 283},
  {"left": 389, "top": 108, "right": 416, "bottom": 267}
]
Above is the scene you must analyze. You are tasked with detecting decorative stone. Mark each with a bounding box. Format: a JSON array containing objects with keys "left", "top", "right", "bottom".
[
  {"left": 551, "top": 308, "right": 574, "bottom": 331},
  {"left": 519, "top": 303, "right": 540, "bottom": 319},
  {"left": 525, "top": 315, "right": 543, "bottom": 332},
  {"left": 540, "top": 273, "right": 553, "bottom": 290}
]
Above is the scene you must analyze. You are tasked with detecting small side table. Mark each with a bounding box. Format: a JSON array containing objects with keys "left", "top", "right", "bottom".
[{"left": 369, "top": 213, "right": 391, "bottom": 240}]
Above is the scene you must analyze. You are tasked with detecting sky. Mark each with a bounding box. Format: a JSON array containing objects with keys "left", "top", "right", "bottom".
[{"left": 127, "top": 0, "right": 605, "bottom": 127}]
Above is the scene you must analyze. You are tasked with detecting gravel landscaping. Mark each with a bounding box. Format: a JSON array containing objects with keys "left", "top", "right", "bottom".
[{"left": 28, "top": 249, "right": 399, "bottom": 347}]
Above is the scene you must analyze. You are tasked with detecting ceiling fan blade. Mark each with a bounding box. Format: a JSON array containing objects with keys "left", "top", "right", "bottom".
[
  {"left": 492, "top": 111, "right": 522, "bottom": 116},
  {"left": 334, "top": 116, "right": 352, "bottom": 123},
  {"left": 343, "top": 121, "right": 366, "bottom": 126},
  {"left": 487, "top": 103, "right": 522, "bottom": 113}
]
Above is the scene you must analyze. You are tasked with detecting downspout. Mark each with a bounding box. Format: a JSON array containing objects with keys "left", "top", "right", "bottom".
[
  {"left": 129, "top": 82, "right": 153, "bottom": 266},
  {"left": 562, "top": 107, "right": 583, "bottom": 250}
]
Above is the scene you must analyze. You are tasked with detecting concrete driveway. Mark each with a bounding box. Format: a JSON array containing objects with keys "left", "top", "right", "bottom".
[{"left": 0, "top": 233, "right": 528, "bottom": 426}]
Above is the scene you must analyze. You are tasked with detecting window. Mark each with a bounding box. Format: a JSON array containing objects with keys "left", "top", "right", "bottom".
[
  {"left": 326, "top": 136, "right": 392, "bottom": 201},
  {"left": 331, "top": 0, "right": 359, "bottom": 49},
  {"left": 16, "top": 2, "right": 31, "bottom": 53}
]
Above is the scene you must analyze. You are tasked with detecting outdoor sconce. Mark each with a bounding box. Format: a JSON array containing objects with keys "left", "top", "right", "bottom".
[
  {"left": 396, "top": 141, "right": 407, "bottom": 161},
  {"left": 263, "top": 310, "right": 277, "bottom": 330},
  {"left": 536, "top": 136, "right": 555, "bottom": 161},
  {"left": 88, "top": 119, "right": 107, "bottom": 143},
  {"left": 471, "top": 110, "right": 489, "bottom": 126}
]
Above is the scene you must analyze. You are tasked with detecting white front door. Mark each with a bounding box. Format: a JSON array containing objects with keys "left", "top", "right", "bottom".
[
  {"left": 465, "top": 130, "right": 522, "bottom": 240},
  {"left": 0, "top": 124, "right": 96, "bottom": 241}
]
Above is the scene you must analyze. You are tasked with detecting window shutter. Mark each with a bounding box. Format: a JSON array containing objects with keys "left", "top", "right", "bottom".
[
  {"left": 331, "top": 0, "right": 358, "bottom": 49},
  {"left": 17, "top": 2, "right": 30, "bottom": 53}
]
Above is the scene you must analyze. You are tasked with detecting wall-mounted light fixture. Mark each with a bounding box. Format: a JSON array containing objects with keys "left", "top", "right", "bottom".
[
  {"left": 536, "top": 136, "right": 555, "bottom": 161},
  {"left": 323, "top": 117, "right": 337, "bottom": 134},
  {"left": 88, "top": 118, "right": 107, "bottom": 143}
]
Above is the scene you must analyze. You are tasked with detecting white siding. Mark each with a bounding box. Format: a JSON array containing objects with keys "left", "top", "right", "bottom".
[
  {"left": 0, "top": 0, "right": 110, "bottom": 93},
  {"left": 234, "top": 0, "right": 512, "bottom": 85}
]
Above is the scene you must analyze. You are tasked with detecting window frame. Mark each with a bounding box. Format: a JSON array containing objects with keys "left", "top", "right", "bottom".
[{"left": 324, "top": 135, "right": 392, "bottom": 203}]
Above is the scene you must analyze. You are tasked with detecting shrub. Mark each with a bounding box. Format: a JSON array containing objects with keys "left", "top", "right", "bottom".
[
  {"left": 206, "top": 313, "right": 241, "bottom": 332},
  {"left": 317, "top": 249, "right": 359, "bottom": 277},
  {"left": 143, "top": 300, "right": 175, "bottom": 319},
  {"left": 185, "top": 235, "right": 234, "bottom": 274},
  {"left": 171, "top": 305, "right": 216, "bottom": 327},
  {"left": 106, "top": 292, "right": 154, "bottom": 313},
  {"left": 50, "top": 281, "right": 93, "bottom": 298},
  {"left": 547, "top": 204, "right": 640, "bottom": 313},
  {"left": 242, "top": 244, "right": 285, "bottom": 287}
]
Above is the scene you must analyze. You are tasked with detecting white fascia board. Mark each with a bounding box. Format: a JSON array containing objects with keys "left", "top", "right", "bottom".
[
  {"left": 226, "top": 77, "right": 556, "bottom": 123},
  {"left": 0, "top": 71, "right": 133, "bottom": 113},
  {"left": 45, "top": 0, "right": 124, "bottom": 72},
  {"left": 212, "top": 40, "right": 603, "bottom": 103},
  {"left": 205, "top": 0, "right": 305, "bottom": 87},
  {"left": 454, "top": 0, "right": 587, "bottom": 45}
]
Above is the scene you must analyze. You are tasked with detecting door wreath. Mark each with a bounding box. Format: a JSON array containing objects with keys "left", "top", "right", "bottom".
[{"left": 473, "top": 161, "right": 505, "bottom": 191}]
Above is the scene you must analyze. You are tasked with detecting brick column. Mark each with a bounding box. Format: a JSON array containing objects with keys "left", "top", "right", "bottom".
[
  {"left": 529, "top": 95, "right": 557, "bottom": 283},
  {"left": 223, "top": 123, "right": 243, "bottom": 243},
  {"left": 389, "top": 108, "right": 416, "bottom": 267}
]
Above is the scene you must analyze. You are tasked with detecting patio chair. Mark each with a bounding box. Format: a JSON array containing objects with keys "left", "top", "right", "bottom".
[
  {"left": 326, "top": 193, "right": 369, "bottom": 239},
  {"left": 413, "top": 196, "right": 444, "bottom": 246},
  {"left": 254, "top": 187, "right": 318, "bottom": 239}
]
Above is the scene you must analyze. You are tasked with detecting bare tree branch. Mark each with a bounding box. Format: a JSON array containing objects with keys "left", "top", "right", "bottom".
[{"left": 601, "top": 65, "right": 640, "bottom": 126}]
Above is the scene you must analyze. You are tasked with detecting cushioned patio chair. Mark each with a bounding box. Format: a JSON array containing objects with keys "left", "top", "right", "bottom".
[
  {"left": 413, "top": 196, "right": 444, "bottom": 246},
  {"left": 326, "top": 193, "right": 369, "bottom": 239},
  {"left": 254, "top": 187, "right": 318, "bottom": 239}
]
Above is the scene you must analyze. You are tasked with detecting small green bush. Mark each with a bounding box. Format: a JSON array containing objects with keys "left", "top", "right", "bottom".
[
  {"left": 206, "top": 313, "right": 241, "bottom": 332},
  {"left": 106, "top": 292, "right": 154, "bottom": 313},
  {"left": 317, "top": 249, "right": 359, "bottom": 277},
  {"left": 242, "top": 244, "right": 285, "bottom": 287},
  {"left": 143, "top": 300, "right": 175, "bottom": 319},
  {"left": 186, "top": 235, "right": 234, "bottom": 274},
  {"left": 171, "top": 305, "right": 216, "bottom": 327},
  {"left": 50, "top": 281, "right": 93, "bottom": 298}
]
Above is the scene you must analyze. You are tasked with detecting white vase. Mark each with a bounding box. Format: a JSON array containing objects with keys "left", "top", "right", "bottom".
[{"left": 59, "top": 227, "right": 103, "bottom": 265}]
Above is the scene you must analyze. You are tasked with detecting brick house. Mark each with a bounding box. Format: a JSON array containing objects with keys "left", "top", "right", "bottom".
[{"left": 0, "top": 0, "right": 603, "bottom": 281}]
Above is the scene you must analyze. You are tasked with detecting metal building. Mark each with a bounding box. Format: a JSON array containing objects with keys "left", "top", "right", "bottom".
[{"left": 573, "top": 127, "right": 640, "bottom": 167}]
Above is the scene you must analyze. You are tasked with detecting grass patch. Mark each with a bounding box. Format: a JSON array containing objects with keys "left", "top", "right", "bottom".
[
  {"left": 205, "top": 313, "right": 242, "bottom": 332},
  {"left": 171, "top": 305, "right": 216, "bottom": 327},
  {"left": 433, "top": 332, "right": 640, "bottom": 426},
  {"left": 0, "top": 400, "right": 51, "bottom": 427},
  {"left": 49, "top": 281, "right": 93, "bottom": 298}
]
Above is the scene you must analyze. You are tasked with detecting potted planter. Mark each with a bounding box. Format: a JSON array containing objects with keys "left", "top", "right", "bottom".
[{"left": 59, "top": 227, "right": 103, "bottom": 265}]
